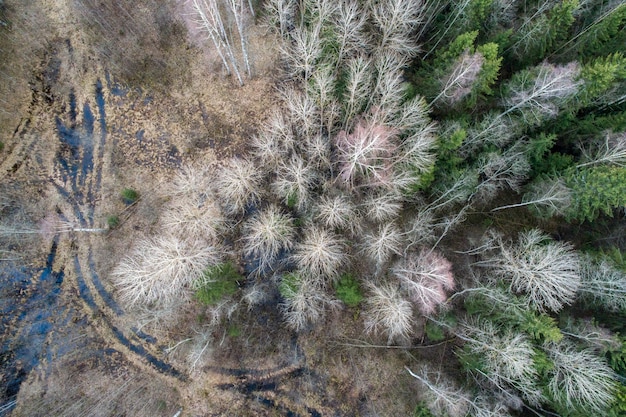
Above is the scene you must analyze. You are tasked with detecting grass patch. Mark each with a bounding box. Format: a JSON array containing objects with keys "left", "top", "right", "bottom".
[
  {"left": 227, "top": 325, "right": 241, "bottom": 338},
  {"left": 335, "top": 273, "right": 363, "bottom": 307},
  {"left": 194, "top": 262, "right": 241, "bottom": 306},
  {"left": 279, "top": 272, "right": 301, "bottom": 299},
  {"left": 120, "top": 188, "right": 139, "bottom": 204},
  {"left": 107, "top": 215, "right": 120, "bottom": 229}
]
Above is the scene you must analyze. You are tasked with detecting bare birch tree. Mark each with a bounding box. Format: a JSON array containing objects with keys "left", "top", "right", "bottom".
[
  {"left": 578, "top": 132, "right": 626, "bottom": 168},
  {"left": 405, "top": 366, "right": 472, "bottom": 417},
  {"left": 291, "top": 226, "right": 348, "bottom": 285},
  {"left": 272, "top": 155, "right": 318, "bottom": 212},
  {"left": 492, "top": 177, "right": 572, "bottom": 217},
  {"left": 458, "top": 318, "right": 545, "bottom": 406},
  {"left": 432, "top": 51, "right": 485, "bottom": 107},
  {"left": 226, "top": 0, "right": 252, "bottom": 77},
  {"left": 546, "top": 342, "right": 617, "bottom": 415},
  {"left": 360, "top": 222, "right": 405, "bottom": 272},
  {"left": 578, "top": 253, "right": 626, "bottom": 312},
  {"left": 215, "top": 158, "right": 263, "bottom": 215},
  {"left": 280, "top": 274, "right": 338, "bottom": 330},
  {"left": 332, "top": 0, "right": 370, "bottom": 63},
  {"left": 113, "top": 235, "right": 222, "bottom": 307},
  {"left": 314, "top": 193, "right": 358, "bottom": 232},
  {"left": 263, "top": 0, "right": 296, "bottom": 37},
  {"left": 242, "top": 205, "right": 296, "bottom": 274},
  {"left": 391, "top": 249, "right": 455, "bottom": 315},
  {"left": 364, "top": 282, "right": 415, "bottom": 344},
  {"left": 191, "top": 0, "right": 244, "bottom": 85},
  {"left": 503, "top": 61, "right": 582, "bottom": 124},
  {"left": 369, "top": 0, "right": 423, "bottom": 57},
  {"left": 480, "top": 229, "right": 581, "bottom": 312},
  {"left": 334, "top": 114, "right": 399, "bottom": 189},
  {"left": 342, "top": 56, "right": 374, "bottom": 127}
]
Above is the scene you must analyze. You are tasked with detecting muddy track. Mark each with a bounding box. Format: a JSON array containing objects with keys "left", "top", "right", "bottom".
[
  {"left": 1, "top": 73, "right": 187, "bottom": 415},
  {"left": 49, "top": 79, "right": 186, "bottom": 380}
]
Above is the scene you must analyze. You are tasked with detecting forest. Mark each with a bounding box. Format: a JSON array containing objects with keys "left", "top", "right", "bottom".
[{"left": 1, "top": 0, "right": 626, "bottom": 416}]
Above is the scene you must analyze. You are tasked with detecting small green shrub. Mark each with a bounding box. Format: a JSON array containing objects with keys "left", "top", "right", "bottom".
[
  {"left": 121, "top": 188, "right": 140, "bottom": 204},
  {"left": 413, "top": 402, "right": 435, "bottom": 417},
  {"left": 194, "top": 262, "right": 241, "bottom": 305},
  {"left": 286, "top": 192, "right": 298, "bottom": 209},
  {"left": 608, "top": 384, "right": 626, "bottom": 417},
  {"left": 227, "top": 325, "right": 241, "bottom": 338},
  {"left": 335, "top": 273, "right": 363, "bottom": 307},
  {"left": 279, "top": 272, "right": 301, "bottom": 299},
  {"left": 424, "top": 320, "right": 446, "bottom": 342},
  {"left": 0, "top": 141, "right": 4, "bottom": 152},
  {"left": 107, "top": 215, "right": 120, "bottom": 229}
]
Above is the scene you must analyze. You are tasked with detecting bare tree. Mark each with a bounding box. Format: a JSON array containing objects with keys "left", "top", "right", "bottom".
[
  {"left": 35, "top": 214, "right": 107, "bottom": 238},
  {"left": 342, "top": 56, "right": 374, "bottom": 127},
  {"left": 160, "top": 198, "right": 224, "bottom": 243},
  {"left": 479, "top": 229, "right": 581, "bottom": 312},
  {"left": 281, "top": 87, "right": 320, "bottom": 138},
  {"left": 546, "top": 342, "right": 617, "bottom": 415},
  {"left": 271, "top": 155, "right": 318, "bottom": 212},
  {"left": 191, "top": 0, "right": 244, "bottom": 85},
  {"left": 465, "top": 62, "right": 581, "bottom": 151},
  {"left": 215, "top": 158, "right": 263, "bottom": 215},
  {"left": 578, "top": 253, "right": 626, "bottom": 312},
  {"left": 359, "top": 191, "right": 403, "bottom": 223},
  {"left": 364, "top": 282, "right": 415, "bottom": 344},
  {"left": 160, "top": 166, "right": 225, "bottom": 242},
  {"left": 332, "top": 0, "right": 370, "bottom": 63},
  {"left": 314, "top": 193, "right": 358, "bottom": 232},
  {"left": 360, "top": 222, "right": 404, "bottom": 272},
  {"left": 242, "top": 205, "right": 296, "bottom": 274},
  {"left": 392, "top": 95, "right": 433, "bottom": 133},
  {"left": 334, "top": 114, "right": 399, "bottom": 189},
  {"left": 308, "top": 65, "right": 339, "bottom": 133},
  {"left": 391, "top": 249, "right": 455, "bottom": 315},
  {"left": 186, "top": 327, "right": 215, "bottom": 372},
  {"left": 280, "top": 274, "right": 337, "bottom": 331},
  {"left": 304, "top": 133, "right": 332, "bottom": 169},
  {"left": 370, "top": 52, "right": 407, "bottom": 120},
  {"left": 405, "top": 366, "right": 472, "bottom": 417},
  {"left": 113, "top": 235, "right": 222, "bottom": 307},
  {"left": 432, "top": 51, "right": 485, "bottom": 106},
  {"left": 472, "top": 143, "right": 531, "bottom": 204},
  {"left": 491, "top": 177, "right": 572, "bottom": 217},
  {"left": 291, "top": 226, "right": 348, "bottom": 285},
  {"left": 226, "top": 0, "right": 253, "bottom": 77},
  {"left": 458, "top": 318, "right": 545, "bottom": 406},
  {"left": 578, "top": 132, "right": 626, "bottom": 168},
  {"left": 561, "top": 317, "right": 622, "bottom": 354},
  {"left": 263, "top": 0, "right": 296, "bottom": 37},
  {"left": 282, "top": 24, "right": 322, "bottom": 80},
  {"left": 369, "top": 0, "right": 423, "bottom": 57},
  {"left": 503, "top": 62, "right": 582, "bottom": 124},
  {"left": 251, "top": 110, "right": 295, "bottom": 168}
]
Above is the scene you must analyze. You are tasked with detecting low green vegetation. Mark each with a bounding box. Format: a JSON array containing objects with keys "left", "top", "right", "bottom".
[
  {"left": 120, "top": 188, "right": 139, "bottom": 205},
  {"left": 194, "top": 262, "right": 241, "bottom": 306},
  {"left": 106, "top": 215, "right": 120, "bottom": 229},
  {"left": 335, "top": 273, "right": 363, "bottom": 307}
]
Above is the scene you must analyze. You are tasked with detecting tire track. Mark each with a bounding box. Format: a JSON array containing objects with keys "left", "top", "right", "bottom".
[{"left": 48, "top": 79, "right": 186, "bottom": 381}]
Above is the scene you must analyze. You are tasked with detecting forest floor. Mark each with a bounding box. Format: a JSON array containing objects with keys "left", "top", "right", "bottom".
[{"left": 0, "top": 1, "right": 427, "bottom": 416}]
